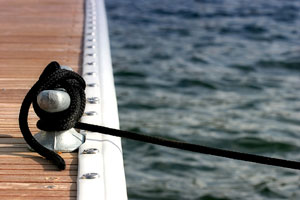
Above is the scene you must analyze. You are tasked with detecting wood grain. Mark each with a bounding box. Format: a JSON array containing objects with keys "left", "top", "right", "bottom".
[{"left": 0, "top": 0, "right": 84, "bottom": 199}]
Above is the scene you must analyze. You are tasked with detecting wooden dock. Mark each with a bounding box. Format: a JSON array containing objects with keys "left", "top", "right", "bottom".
[{"left": 0, "top": 0, "right": 84, "bottom": 199}]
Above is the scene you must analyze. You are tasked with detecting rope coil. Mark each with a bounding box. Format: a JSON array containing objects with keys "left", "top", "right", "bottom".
[{"left": 19, "top": 61, "right": 86, "bottom": 170}]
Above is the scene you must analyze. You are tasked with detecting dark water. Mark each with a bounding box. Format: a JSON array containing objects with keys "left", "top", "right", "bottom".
[{"left": 107, "top": 0, "right": 300, "bottom": 199}]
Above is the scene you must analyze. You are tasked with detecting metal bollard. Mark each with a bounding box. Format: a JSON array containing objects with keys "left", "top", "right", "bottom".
[{"left": 29, "top": 66, "right": 85, "bottom": 152}]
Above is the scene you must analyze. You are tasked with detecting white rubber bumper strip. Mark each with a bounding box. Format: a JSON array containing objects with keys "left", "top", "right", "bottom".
[{"left": 77, "top": 0, "right": 128, "bottom": 199}]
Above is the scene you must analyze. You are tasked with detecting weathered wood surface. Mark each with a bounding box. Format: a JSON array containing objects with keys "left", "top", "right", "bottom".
[{"left": 0, "top": 0, "right": 84, "bottom": 199}]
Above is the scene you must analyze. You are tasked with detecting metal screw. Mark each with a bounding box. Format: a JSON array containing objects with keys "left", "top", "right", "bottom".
[
  {"left": 88, "top": 16, "right": 96, "bottom": 20},
  {"left": 86, "top": 53, "right": 96, "bottom": 57},
  {"left": 86, "top": 62, "right": 95, "bottom": 66},
  {"left": 81, "top": 173, "right": 100, "bottom": 179},
  {"left": 84, "top": 72, "right": 96, "bottom": 76},
  {"left": 46, "top": 185, "right": 56, "bottom": 189},
  {"left": 87, "top": 97, "right": 100, "bottom": 104},
  {"left": 82, "top": 148, "right": 99, "bottom": 154},
  {"left": 84, "top": 111, "right": 98, "bottom": 116},
  {"left": 87, "top": 83, "right": 98, "bottom": 87}
]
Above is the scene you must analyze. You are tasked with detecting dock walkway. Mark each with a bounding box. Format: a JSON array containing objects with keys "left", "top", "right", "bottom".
[{"left": 0, "top": 0, "right": 84, "bottom": 199}]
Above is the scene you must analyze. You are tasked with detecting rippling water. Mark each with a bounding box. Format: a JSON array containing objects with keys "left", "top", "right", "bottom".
[{"left": 107, "top": 0, "right": 300, "bottom": 199}]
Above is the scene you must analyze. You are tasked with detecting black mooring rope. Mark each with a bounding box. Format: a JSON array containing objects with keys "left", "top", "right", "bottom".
[
  {"left": 19, "top": 61, "right": 300, "bottom": 170},
  {"left": 75, "top": 122, "right": 300, "bottom": 170}
]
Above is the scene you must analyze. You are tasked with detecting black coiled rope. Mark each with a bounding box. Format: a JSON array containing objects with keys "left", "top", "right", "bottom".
[
  {"left": 19, "top": 61, "right": 300, "bottom": 171},
  {"left": 19, "top": 61, "right": 86, "bottom": 170}
]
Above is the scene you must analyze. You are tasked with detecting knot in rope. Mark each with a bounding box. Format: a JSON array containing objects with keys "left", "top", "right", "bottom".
[
  {"left": 19, "top": 61, "right": 86, "bottom": 170},
  {"left": 32, "top": 62, "right": 86, "bottom": 131}
]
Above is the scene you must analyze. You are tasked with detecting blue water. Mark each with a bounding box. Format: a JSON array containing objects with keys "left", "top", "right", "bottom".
[{"left": 107, "top": 0, "right": 300, "bottom": 199}]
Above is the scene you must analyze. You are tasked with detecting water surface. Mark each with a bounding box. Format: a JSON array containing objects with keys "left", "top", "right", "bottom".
[{"left": 107, "top": 0, "right": 300, "bottom": 199}]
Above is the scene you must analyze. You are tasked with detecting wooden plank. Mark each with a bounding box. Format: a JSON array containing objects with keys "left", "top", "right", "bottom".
[
  {"left": 0, "top": 58, "right": 79, "bottom": 67},
  {"left": 0, "top": 165, "right": 77, "bottom": 171},
  {"left": 0, "top": 197, "right": 75, "bottom": 200},
  {"left": 0, "top": 190, "right": 76, "bottom": 197},
  {"left": 0, "top": 157, "right": 77, "bottom": 165},
  {"left": 0, "top": 175, "right": 76, "bottom": 183},
  {"left": 0, "top": 138, "right": 25, "bottom": 144},
  {"left": 0, "top": 169, "right": 77, "bottom": 177},
  {"left": 0, "top": 43, "right": 80, "bottom": 52},
  {"left": 0, "top": 147, "right": 37, "bottom": 152},
  {"left": 0, "top": 152, "right": 77, "bottom": 158},
  {"left": 0, "top": 143, "right": 27, "bottom": 147},
  {"left": 0, "top": 79, "right": 35, "bottom": 89},
  {"left": 0, "top": 182, "right": 76, "bottom": 190},
  {"left": 0, "top": 123, "right": 37, "bottom": 127},
  {"left": 0, "top": 66, "right": 80, "bottom": 78},
  {"left": 0, "top": 133, "right": 38, "bottom": 138},
  {"left": 0, "top": 51, "right": 80, "bottom": 59}
]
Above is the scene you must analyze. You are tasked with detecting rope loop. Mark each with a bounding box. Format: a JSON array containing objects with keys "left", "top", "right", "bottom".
[
  {"left": 32, "top": 62, "right": 86, "bottom": 131},
  {"left": 19, "top": 61, "right": 86, "bottom": 170}
]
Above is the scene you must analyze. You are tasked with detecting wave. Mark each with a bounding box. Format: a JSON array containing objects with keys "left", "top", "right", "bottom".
[
  {"left": 177, "top": 79, "right": 217, "bottom": 90},
  {"left": 256, "top": 60, "right": 300, "bottom": 71}
]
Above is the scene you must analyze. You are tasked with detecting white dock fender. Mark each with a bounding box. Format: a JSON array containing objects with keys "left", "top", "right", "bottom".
[{"left": 77, "top": 0, "right": 128, "bottom": 199}]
